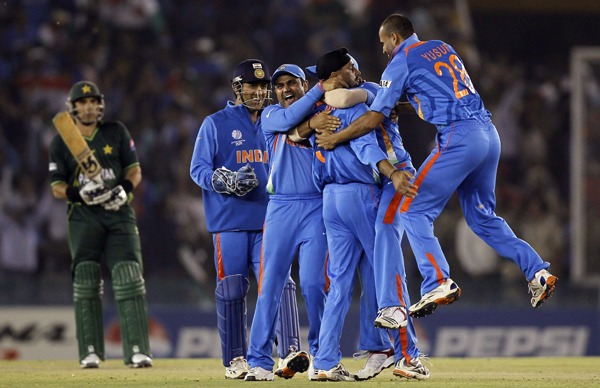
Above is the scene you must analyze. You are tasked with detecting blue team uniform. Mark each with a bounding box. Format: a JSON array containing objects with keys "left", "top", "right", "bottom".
[
  {"left": 246, "top": 83, "right": 329, "bottom": 370},
  {"left": 310, "top": 102, "right": 394, "bottom": 371},
  {"left": 369, "top": 34, "right": 549, "bottom": 296},
  {"left": 359, "top": 81, "right": 421, "bottom": 362},
  {"left": 190, "top": 102, "right": 270, "bottom": 366}
]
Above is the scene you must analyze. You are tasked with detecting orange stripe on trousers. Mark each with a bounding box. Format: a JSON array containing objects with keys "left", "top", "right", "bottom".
[
  {"left": 216, "top": 233, "right": 225, "bottom": 281},
  {"left": 426, "top": 253, "right": 445, "bottom": 285},
  {"left": 258, "top": 222, "right": 265, "bottom": 295},
  {"left": 324, "top": 252, "right": 330, "bottom": 292},
  {"left": 383, "top": 193, "right": 403, "bottom": 224},
  {"left": 400, "top": 151, "right": 440, "bottom": 213},
  {"left": 396, "top": 274, "right": 411, "bottom": 362}
]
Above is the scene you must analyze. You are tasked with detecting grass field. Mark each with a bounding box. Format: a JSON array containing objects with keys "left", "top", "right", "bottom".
[{"left": 0, "top": 357, "right": 599, "bottom": 387}]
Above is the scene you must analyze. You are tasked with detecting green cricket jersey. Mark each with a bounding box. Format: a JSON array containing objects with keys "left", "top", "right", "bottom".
[{"left": 49, "top": 120, "right": 140, "bottom": 193}]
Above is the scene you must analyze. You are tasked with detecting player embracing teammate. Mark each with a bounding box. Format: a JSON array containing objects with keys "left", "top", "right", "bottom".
[{"left": 190, "top": 13, "right": 557, "bottom": 382}]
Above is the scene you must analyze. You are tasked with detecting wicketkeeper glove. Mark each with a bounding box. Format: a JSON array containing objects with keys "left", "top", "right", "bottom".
[
  {"left": 102, "top": 185, "right": 128, "bottom": 211},
  {"left": 211, "top": 164, "right": 259, "bottom": 196},
  {"left": 78, "top": 180, "right": 112, "bottom": 206}
]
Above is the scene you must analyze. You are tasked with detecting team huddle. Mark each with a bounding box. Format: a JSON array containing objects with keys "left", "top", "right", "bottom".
[
  {"left": 49, "top": 12, "right": 557, "bottom": 380},
  {"left": 188, "top": 14, "right": 557, "bottom": 382}
]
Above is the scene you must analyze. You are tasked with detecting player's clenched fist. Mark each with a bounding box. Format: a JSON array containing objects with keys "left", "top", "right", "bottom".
[{"left": 79, "top": 180, "right": 112, "bottom": 205}]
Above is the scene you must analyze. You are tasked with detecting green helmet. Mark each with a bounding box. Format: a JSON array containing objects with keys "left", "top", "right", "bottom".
[{"left": 66, "top": 81, "right": 105, "bottom": 120}]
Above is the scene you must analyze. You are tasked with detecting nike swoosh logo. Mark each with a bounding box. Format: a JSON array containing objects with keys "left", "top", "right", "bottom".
[{"left": 266, "top": 108, "right": 273, "bottom": 118}]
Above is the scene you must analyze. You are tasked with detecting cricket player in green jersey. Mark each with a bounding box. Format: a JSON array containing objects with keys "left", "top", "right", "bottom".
[{"left": 49, "top": 81, "right": 153, "bottom": 368}]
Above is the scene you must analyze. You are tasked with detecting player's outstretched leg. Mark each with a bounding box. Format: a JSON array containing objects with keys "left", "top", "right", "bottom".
[
  {"left": 275, "top": 278, "right": 309, "bottom": 379},
  {"left": 216, "top": 274, "right": 250, "bottom": 379},
  {"left": 112, "top": 261, "right": 153, "bottom": 367},
  {"left": 73, "top": 261, "right": 105, "bottom": 368}
]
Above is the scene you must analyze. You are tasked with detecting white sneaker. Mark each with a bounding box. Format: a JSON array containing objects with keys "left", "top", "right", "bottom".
[
  {"left": 374, "top": 306, "right": 408, "bottom": 330},
  {"left": 409, "top": 278, "right": 461, "bottom": 318},
  {"left": 130, "top": 353, "right": 153, "bottom": 368},
  {"left": 274, "top": 349, "right": 309, "bottom": 379},
  {"left": 80, "top": 353, "right": 100, "bottom": 369},
  {"left": 529, "top": 269, "right": 557, "bottom": 307},
  {"left": 225, "top": 356, "right": 249, "bottom": 379},
  {"left": 355, "top": 348, "right": 394, "bottom": 381},
  {"left": 393, "top": 357, "right": 430, "bottom": 380},
  {"left": 307, "top": 355, "right": 317, "bottom": 381},
  {"left": 244, "top": 366, "right": 274, "bottom": 381},
  {"left": 316, "top": 363, "right": 356, "bottom": 381}
]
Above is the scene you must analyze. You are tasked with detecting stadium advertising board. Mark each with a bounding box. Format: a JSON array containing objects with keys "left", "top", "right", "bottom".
[{"left": 1, "top": 307, "right": 597, "bottom": 359}]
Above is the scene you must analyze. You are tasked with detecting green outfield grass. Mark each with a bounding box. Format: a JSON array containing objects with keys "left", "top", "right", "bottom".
[{"left": 0, "top": 357, "right": 598, "bottom": 387}]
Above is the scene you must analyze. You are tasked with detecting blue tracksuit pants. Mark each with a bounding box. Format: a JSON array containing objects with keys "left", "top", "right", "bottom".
[
  {"left": 247, "top": 195, "right": 328, "bottom": 370},
  {"left": 375, "top": 181, "right": 421, "bottom": 362},
  {"left": 400, "top": 121, "right": 549, "bottom": 296},
  {"left": 315, "top": 182, "right": 391, "bottom": 370}
]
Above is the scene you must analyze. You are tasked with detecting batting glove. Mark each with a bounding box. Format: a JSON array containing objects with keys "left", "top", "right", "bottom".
[
  {"left": 102, "top": 185, "right": 128, "bottom": 211},
  {"left": 79, "top": 180, "right": 112, "bottom": 206}
]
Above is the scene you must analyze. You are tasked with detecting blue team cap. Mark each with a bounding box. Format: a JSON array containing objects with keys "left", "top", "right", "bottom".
[
  {"left": 305, "top": 54, "right": 359, "bottom": 78},
  {"left": 271, "top": 64, "right": 306, "bottom": 85},
  {"left": 232, "top": 59, "right": 271, "bottom": 84}
]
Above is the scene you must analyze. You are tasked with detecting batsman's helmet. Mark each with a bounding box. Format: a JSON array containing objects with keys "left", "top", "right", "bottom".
[
  {"left": 231, "top": 59, "right": 272, "bottom": 109},
  {"left": 66, "top": 81, "right": 105, "bottom": 120}
]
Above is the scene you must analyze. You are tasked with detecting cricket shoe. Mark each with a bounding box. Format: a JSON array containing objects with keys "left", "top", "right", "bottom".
[
  {"left": 393, "top": 357, "right": 430, "bottom": 380},
  {"left": 316, "top": 363, "right": 356, "bottom": 381},
  {"left": 80, "top": 353, "right": 100, "bottom": 369},
  {"left": 130, "top": 353, "right": 153, "bottom": 368},
  {"left": 374, "top": 306, "right": 407, "bottom": 330},
  {"left": 275, "top": 349, "right": 309, "bottom": 379},
  {"left": 529, "top": 269, "right": 557, "bottom": 308},
  {"left": 244, "top": 366, "right": 274, "bottom": 381},
  {"left": 354, "top": 348, "right": 394, "bottom": 381},
  {"left": 307, "top": 355, "right": 318, "bottom": 381},
  {"left": 409, "top": 278, "right": 461, "bottom": 318},
  {"left": 225, "top": 356, "right": 249, "bottom": 379}
]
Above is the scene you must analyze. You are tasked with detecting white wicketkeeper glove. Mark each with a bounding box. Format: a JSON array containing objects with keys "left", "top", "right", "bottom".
[
  {"left": 211, "top": 164, "right": 259, "bottom": 196},
  {"left": 79, "top": 180, "right": 112, "bottom": 206},
  {"left": 102, "top": 185, "right": 128, "bottom": 211}
]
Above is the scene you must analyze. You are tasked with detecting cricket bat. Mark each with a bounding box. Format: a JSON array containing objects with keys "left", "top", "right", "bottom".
[{"left": 52, "top": 111, "right": 103, "bottom": 184}]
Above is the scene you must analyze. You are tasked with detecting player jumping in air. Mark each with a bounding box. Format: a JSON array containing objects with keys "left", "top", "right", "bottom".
[
  {"left": 316, "top": 14, "right": 557, "bottom": 320},
  {"left": 49, "top": 81, "right": 153, "bottom": 368}
]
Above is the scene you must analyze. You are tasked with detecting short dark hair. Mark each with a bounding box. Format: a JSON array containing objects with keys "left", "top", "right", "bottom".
[{"left": 381, "top": 14, "right": 415, "bottom": 39}]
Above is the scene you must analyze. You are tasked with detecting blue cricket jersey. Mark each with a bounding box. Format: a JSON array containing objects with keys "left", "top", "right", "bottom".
[
  {"left": 261, "top": 83, "right": 326, "bottom": 195},
  {"left": 369, "top": 34, "right": 491, "bottom": 130},
  {"left": 309, "top": 103, "right": 387, "bottom": 190},
  {"left": 190, "top": 102, "right": 269, "bottom": 233}
]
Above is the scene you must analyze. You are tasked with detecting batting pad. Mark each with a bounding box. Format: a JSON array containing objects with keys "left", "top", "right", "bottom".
[
  {"left": 276, "top": 278, "right": 301, "bottom": 358},
  {"left": 215, "top": 274, "right": 250, "bottom": 366},
  {"left": 73, "top": 261, "right": 105, "bottom": 361},
  {"left": 112, "top": 261, "right": 151, "bottom": 364}
]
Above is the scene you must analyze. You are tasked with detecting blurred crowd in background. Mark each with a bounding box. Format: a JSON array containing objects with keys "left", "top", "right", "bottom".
[{"left": 0, "top": 0, "right": 597, "bottom": 307}]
